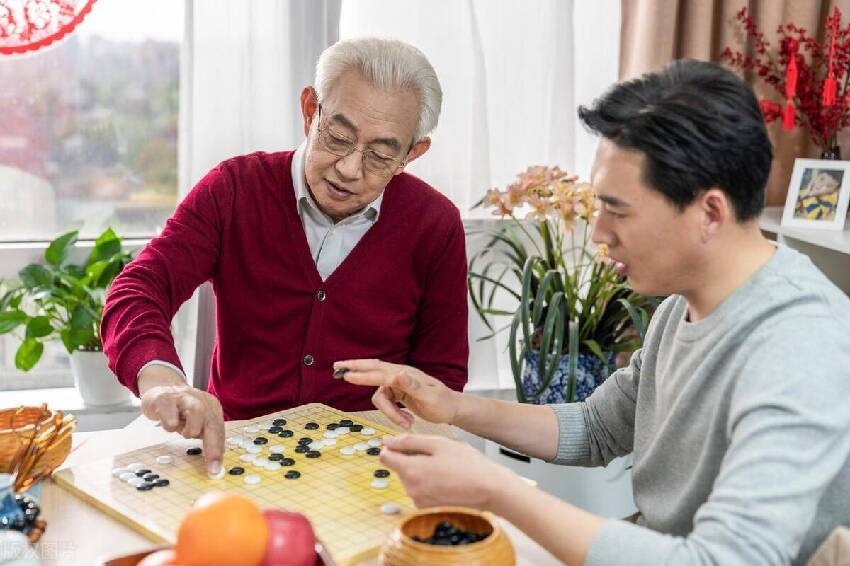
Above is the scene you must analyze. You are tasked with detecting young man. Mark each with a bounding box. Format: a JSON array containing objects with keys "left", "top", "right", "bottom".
[
  {"left": 101, "top": 38, "right": 468, "bottom": 476},
  {"left": 339, "top": 60, "right": 850, "bottom": 565}
]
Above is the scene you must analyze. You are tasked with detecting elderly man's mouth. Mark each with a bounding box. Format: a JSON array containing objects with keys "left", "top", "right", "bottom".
[{"left": 326, "top": 179, "right": 353, "bottom": 199}]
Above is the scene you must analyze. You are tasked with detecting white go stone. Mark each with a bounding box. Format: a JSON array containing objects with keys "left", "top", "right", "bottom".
[
  {"left": 322, "top": 438, "right": 337, "bottom": 446},
  {"left": 240, "top": 453, "right": 257, "bottom": 463},
  {"left": 263, "top": 461, "right": 281, "bottom": 472},
  {"left": 243, "top": 425, "right": 260, "bottom": 434},
  {"left": 208, "top": 467, "right": 225, "bottom": 480},
  {"left": 380, "top": 502, "right": 401, "bottom": 514},
  {"left": 127, "top": 462, "right": 144, "bottom": 471},
  {"left": 354, "top": 442, "right": 369, "bottom": 452},
  {"left": 226, "top": 436, "right": 242, "bottom": 446},
  {"left": 323, "top": 431, "right": 338, "bottom": 439},
  {"left": 244, "top": 474, "right": 262, "bottom": 485},
  {"left": 239, "top": 438, "right": 254, "bottom": 449},
  {"left": 308, "top": 441, "right": 324, "bottom": 450},
  {"left": 370, "top": 479, "right": 389, "bottom": 490},
  {"left": 128, "top": 477, "right": 145, "bottom": 487},
  {"left": 155, "top": 455, "right": 174, "bottom": 465},
  {"left": 119, "top": 472, "right": 136, "bottom": 482},
  {"left": 269, "top": 445, "right": 286, "bottom": 454},
  {"left": 246, "top": 445, "right": 262, "bottom": 454},
  {"left": 360, "top": 427, "right": 376, "bottom": 436},
  {"left": 336, "top": 427, "right": 350, "bottom": 435},
  {"left": 112, "top": 467, "right": 129, "bottom": 477},
  {"left": 367, "top": 438, "right": 382, "bottom": 448},
  {"left": 253, "top": 458, "right": 270, "bottom": 468},
  {"left": 340, "top": 447, "right": 356, "bottom": 456}
]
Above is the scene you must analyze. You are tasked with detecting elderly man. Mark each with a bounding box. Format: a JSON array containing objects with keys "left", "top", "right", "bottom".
[
  {"left": 101, "top": 38, "right": 468, "bottom": 476},
  {"left": 340, "top": 60, "right": 850, "bottom": 565}
]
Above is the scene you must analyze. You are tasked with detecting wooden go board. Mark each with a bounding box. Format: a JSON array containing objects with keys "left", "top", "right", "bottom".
[{"left": 53, "top": 403, "right": 416, "bottom": 565}]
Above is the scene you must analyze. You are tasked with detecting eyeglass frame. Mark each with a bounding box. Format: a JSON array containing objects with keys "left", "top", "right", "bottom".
[{"left": 312, "top": 104, "right": 415, "bottom": 177}]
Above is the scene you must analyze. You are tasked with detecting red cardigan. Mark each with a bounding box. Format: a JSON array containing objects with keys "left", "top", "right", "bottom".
[{"left": 102, "top": 151, "right": 469, "bottom": 419}]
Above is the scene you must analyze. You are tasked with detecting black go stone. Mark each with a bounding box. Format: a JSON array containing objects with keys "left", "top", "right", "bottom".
[
  {"left": 268, "top": 453, "right": 284, "bottom": 462},
  {"left": 305, "top": 450, "right": 321, "bottom": 458},
  {"left": 284, "top": 470, "right": 301, "bottom": 479},
  {"left": 186, "top": 447, "right": 202, "bottom": 456},
  {"left": 154, "top": 479, "right": 170, "bottom": 487},
  {"left": 297, "top": 437, "right": 313, "bottom": 445},
  {"left": 349, "top": 424, "right": 363, "bottom": 432},
  {"left": 304, "top": 422, "right": 319, "bottom": 430},
  {"left": 253, "top": 437, "right": 268, "bottom": 445},
  {"left": 339, "top": 419, "right": 353, "bottom": 427},
  {"left": 228, "top": 466, "right": 245, "bottom": 475},
  {"left": 143, "top": 473, "right": 160, "bottom": 481},
  {"left": 278, "top": 430, "right": 294, "bottom": 438},
  {"left": 136, "top": 483, "right": 155, "bottom": 491},
  {"left": 134, "top": 469, "right": 152, "bottom": 477},
  {"left": 280, "top": 458, "right": 295, "bottom": 466},
  {"left": 272, "top": 418, "right": 287, "bottom": 426},
  {"left": 373, "top": 469, "right": 390, "bottom": 478},
  {"left": 366, "top": 447, "right": 381, "bottom": 456},
  {"left": 294, "top": 445, "right": 309, "bottom": 453},
  {"left": 326, "top": 423, "right": 339, "bottom": 430},
  {"left": 268, "top": 426, "right": 283, "bottom": 434},
  {"left": 415, "top": 521, "right": 489, "bottom": 546}
]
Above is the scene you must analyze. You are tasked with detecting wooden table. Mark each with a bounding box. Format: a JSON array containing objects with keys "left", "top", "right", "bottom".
[{"left": 37, "top": 410, "right": 562, "bottom": 565}]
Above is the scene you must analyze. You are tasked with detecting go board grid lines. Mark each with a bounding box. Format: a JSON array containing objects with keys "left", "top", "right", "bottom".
[{"left": 53, "top": 403, "right": 415, "bottom": 566}]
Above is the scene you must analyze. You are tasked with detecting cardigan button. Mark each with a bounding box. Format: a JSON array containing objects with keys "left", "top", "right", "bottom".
[
  {"left": 316, "top": 290, "right": 326, "bottom": 302},
  {"left": 303, "top": 354, "right": 314, "bottom": 366}
]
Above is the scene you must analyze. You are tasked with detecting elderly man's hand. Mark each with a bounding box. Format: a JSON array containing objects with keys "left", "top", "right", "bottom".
[
  {"left": 334, "top": 359, "right": 461, "bottom": 428},
  {"left": 379, "top": 434, "right": 517, "bottom": 510},
  {"left": 138, "top": 364, "right": 225, "bottom": 476}
]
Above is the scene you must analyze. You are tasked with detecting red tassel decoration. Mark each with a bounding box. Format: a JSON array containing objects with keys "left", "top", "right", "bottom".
[
  {"left": 783, "top": 102, "right": 796, "bottom": 130},
  {"left": 823, "top": 10, "right": 839, "bottom": 107},
  {"left": 824, "top": 74, "right": 838, "bottom": 106}
]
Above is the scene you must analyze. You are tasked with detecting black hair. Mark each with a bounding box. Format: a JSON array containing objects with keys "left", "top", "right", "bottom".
[{"left": 578, "top": 59, "right": 773, "bottom": 221}]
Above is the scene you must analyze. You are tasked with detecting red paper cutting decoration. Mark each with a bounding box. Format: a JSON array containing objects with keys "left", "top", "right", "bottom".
[{"left": 0, "top": 0, "right": 97, "bottom": 56}]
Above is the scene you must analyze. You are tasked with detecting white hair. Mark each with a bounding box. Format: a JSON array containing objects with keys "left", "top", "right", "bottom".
[{"left": 315, "top": 37, "right": 442, "bottom": 141}]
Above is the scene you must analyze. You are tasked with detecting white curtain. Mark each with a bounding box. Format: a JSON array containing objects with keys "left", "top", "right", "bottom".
[
  {"left": 340, "top": 0, "right": 619, "bottom": 216},
  {"left": 175, "top": 0, "right": 341, "bottom": 385}
]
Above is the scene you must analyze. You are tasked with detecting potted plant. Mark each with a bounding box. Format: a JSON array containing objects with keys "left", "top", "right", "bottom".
[
  {"left": 467, "top": 166, "right": 657, "bottom": 516},
  {"left": 0, "top": 228, "right": 134, "bottom": 407}
]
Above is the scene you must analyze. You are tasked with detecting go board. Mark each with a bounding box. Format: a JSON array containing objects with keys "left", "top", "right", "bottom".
[{"left": 53, "top": 403, "right": 416, "bottom": 565}]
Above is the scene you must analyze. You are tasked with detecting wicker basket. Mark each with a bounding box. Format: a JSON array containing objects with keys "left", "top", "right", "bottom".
[
  {"left": 0, "top": 405, "right": 75, "bottom": 492},
  {"left": 379, "top": 507, "right": 515, "bottom": 566}
]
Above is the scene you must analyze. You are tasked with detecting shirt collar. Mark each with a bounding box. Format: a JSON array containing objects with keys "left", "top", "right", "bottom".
[{"left": 292, "top": 141, "right": 383, "bottom": 223}]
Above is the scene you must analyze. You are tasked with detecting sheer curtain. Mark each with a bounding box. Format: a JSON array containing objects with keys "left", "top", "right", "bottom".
[
  {"left": 177, "top": 0, "right": 341, "bottom": 384},
  {"left": 340, "top": 0, "right": 620, "bottom": 215}
]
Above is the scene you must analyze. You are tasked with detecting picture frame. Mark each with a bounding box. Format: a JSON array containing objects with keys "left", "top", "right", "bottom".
[{"left": 781, "top": 158, "right": 850, "bottom": 231}]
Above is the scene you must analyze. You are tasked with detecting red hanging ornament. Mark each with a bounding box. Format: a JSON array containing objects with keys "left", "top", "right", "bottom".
[
  {"left": 822, "top": 8, "right": 839, "bottom": 107},
  {"left": 0, "top": 0, "right": 98, "bottom": 57},
  {"left": 783, "top": 39, "right": 799, "bottom": 130}
]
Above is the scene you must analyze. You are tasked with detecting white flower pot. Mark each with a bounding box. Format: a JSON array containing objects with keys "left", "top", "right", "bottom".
[
  {"left": 70, "top": 350, "right": 132, "bottom": 407},
  {"left": 484, "top": 440, "right": 636, "bottom": 518}
]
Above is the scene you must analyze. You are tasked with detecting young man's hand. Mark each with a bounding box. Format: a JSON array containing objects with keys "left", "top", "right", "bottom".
[
  {"left": 379, "top": 434, "right": 518, "bottom": 510},
  {"left": 334, "top": 359, "right": 462, "bottom": 428},
  {"left": 138, "top": 365, "right": 225, "bottom": 476}
]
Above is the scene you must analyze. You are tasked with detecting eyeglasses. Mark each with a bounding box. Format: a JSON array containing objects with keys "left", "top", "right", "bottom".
[{"left": 313, "top": 105, "right": 411, "bottom": 177}]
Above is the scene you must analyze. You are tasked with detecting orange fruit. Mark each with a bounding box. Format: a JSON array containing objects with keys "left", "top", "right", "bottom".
[{"left": 175, "top": 492, "right": 268, "bottom": 566}]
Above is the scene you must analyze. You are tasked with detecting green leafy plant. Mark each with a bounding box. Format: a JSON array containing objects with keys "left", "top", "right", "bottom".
[
  {"left": 0, "top": 228, "right": 133, "bottom": 371},
  {"left": 468, "top": 166, "right": 659, "bottom": 403}
]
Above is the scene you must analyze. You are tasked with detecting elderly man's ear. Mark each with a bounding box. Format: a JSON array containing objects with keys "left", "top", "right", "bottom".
[
  {"left": 300, "top": 86, "right": 319, "bottom": 136},
  {"left": 397, "top": 137, "right": 431, "bottom": 174}
]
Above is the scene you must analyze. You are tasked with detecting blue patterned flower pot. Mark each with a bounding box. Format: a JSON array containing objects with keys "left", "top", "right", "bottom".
[{"left": 521, "top": 351, "right": 615, "bottom": 404}]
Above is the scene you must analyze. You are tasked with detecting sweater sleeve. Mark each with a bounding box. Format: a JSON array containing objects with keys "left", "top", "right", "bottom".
[
  {"left": 548, "top": 347, "right": 642, "bottom": 466},
  {"left": 584, "top": 321, "right": 850, "bottom": 566},
  {"left": 101, "top": 165, "right": 231, "bottom": 395},
  {"left": 405, "top": 210, "right": 469, "bottom": 392}
]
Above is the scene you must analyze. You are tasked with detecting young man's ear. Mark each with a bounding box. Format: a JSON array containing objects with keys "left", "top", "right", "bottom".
[
  {"left": 395, "top": 137, "right": 432, "bottom": 175},
  {"left": 699, "top": 188, "right": 731, "bottom": 242},
  {"left": 300, "top": 87, "right": 319, "bottom": 136}
]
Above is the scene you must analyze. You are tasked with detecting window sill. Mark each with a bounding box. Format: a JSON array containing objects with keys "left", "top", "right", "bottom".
[{"left": 3, "top": 387, "right": 141, "bottom": 432}]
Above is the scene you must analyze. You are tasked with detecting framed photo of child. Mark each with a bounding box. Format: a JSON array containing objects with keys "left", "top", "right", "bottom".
[{"left": 781, "top": 158, "right": 850, "bottom": 231}]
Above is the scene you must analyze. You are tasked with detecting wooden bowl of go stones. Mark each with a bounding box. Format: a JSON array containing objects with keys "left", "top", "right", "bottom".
[{"left": 379, "top": 506, "right": 515, "bottom": 566}]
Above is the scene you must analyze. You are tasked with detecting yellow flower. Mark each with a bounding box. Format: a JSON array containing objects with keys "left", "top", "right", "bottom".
[{"left": 595, "top": 243, "right": 610, "bottom": 263}]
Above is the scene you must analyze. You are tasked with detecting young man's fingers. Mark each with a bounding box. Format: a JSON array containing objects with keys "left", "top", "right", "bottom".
[
  {"left": 383, "top": 433, "right": 444, "bottom": 455},
  {"left": 334, "top": 359, "right": 384, "bottom": 372},
  {"left": 372, "top": 387, "right": 413, "bottom": 429}
]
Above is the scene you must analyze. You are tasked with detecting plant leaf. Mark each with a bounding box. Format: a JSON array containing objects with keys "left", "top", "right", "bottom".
[
  {"left": 0, "top": 310, "right": 27, "bottom": 334},
  {"left": 18, "top": 264, "right": 53, "bottom": 289},
  {"left": 25, "top": 316, "right": 53, "bottom": 339},
  {"left": 45, "top": 230, "right": 78, "bottom": 267},
  {"left": 15, "top": 339, "right": 44, "bottom": 371}
]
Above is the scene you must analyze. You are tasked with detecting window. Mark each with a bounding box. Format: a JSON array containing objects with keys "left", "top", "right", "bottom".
[{"left": 0, "top": 0, "right": 183, "bottom": 390}]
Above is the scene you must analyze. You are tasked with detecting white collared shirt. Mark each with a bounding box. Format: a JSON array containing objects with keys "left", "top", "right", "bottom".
[{"left": 291, "top": 142, "right": 383, "bottom": 281}]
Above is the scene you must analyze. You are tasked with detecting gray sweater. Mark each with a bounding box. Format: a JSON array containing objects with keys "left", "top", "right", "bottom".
[{"left": 550, "top": 244, "right": 850, "bottom": 565}]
